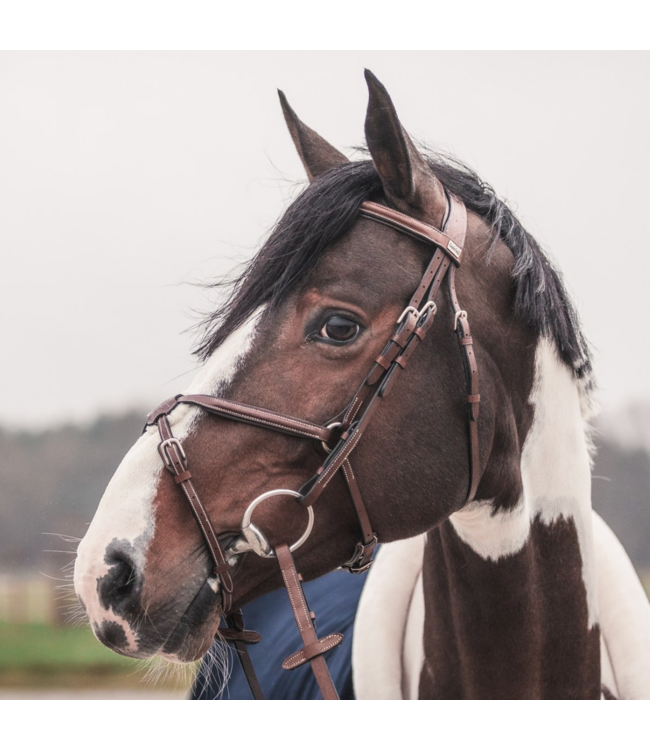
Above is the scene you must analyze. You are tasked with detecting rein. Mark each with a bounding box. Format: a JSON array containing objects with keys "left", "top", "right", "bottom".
[{"left": 144, "top": 193, "right": 480, "bottom": 700}]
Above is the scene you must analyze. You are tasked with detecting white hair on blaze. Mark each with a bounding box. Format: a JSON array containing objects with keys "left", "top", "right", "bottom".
[{"left": 74, "top": 308, "right": 265, "bottom": 647}]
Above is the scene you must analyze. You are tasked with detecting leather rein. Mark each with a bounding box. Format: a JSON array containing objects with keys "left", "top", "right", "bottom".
[{"left": 144, "top": 193, "right": 480, "bottom": 700}]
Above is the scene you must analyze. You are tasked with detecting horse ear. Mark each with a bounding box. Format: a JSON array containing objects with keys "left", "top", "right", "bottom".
[
  {"left": 363, "top": 69, "right": 447, "bottom": 226},
  {"left": 278, "top": 90, "right": 349, "bottom": 182}
]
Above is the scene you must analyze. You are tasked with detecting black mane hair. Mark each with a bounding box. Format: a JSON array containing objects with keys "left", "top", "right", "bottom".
[{"left": 194, "top": 154, "right": 592, "bottom": 383}]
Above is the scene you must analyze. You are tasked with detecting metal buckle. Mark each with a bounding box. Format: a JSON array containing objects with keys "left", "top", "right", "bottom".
[
  {"left": 320, "top": 421, "right": 342, "bottom": 455},
  {"left": 241, "top": 489, "right": 314, "bottom": 559},
  {"left": 158, "top": 438, "right": 186, "bottom": 470},
  {"left": 397, "top": 305, "right": 419, "bottom": 324},
  {"left": 417, "top": 301, "right": 437, "bottom": 322},
  {"left": 398, "top": 302, "right": 436, "bottom": 327},
  {"left": 454, "top": 310, "right": 467, "bottom": 330},
  {"left": 342, "top": 535, "right": 378, "bottom": 574},
  {"left": 346, "top": 558, "right": 374, "bottom": 574}
]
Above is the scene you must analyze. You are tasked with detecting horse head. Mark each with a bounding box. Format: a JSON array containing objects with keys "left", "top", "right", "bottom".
[{"left": 74, "top": 71, "right": 589, "bottom": 678}]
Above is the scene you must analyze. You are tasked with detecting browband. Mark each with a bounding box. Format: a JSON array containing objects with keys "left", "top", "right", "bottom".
[{"left": 360, "top": 198, "right": 467, "bottom": 263}]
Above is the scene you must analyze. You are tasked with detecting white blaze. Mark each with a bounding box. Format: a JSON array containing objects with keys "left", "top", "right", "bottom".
[{"left": 74, "top": 309, "right": 264, "bottom": 643}]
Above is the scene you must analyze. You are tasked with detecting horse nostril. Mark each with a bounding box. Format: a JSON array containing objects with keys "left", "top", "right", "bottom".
[{"left": 97, "top": 552, "right": 140, "bottom": 613}]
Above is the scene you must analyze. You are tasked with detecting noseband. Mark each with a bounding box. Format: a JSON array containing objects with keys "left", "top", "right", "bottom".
[{"left": 145, "top": 193, "right": 480, "bottom": 699}]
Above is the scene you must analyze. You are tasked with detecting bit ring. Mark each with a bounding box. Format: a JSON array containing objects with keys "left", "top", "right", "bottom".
[{"left": 241, "top": 489, "right": 314, "bottom": 558}]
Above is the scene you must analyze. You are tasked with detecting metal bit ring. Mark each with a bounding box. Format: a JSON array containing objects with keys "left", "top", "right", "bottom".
[{"left": 241, "top": 489, "right": 314, "bottom": 558}]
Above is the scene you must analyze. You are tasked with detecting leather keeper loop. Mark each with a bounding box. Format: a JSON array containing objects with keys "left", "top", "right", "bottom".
[
  {"left": 145, "top": 395, "right": 181, "bottom": 427},
  {"left": 219, "top": 627, "right": 262, "bottom": 644},
  {"left": 281, "top": 633, "right": 344, "bottom": 670},
  {"left": 460, "top": 336, "right": 474, "bottom": 346},
  {"left": 174, "top": 470, "right": 192, "bottom": 484},
  {"left": 467, "top": 394, "right": 481, "bottom": 403},
  {"left": 395, "top": 354, "right": 407, "bottom": 369},
  {"left": 214, "top": 561, "right": 231, "bottom": 577},
  {"left": 391, "top": 325, "right": 415, "bottom": 349},
  {"left": 374, "top": 353, "right": 393, "bottom": 371}
]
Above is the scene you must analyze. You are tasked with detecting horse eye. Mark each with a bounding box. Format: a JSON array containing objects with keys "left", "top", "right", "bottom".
[{"left": 319, "top": 315, "right": 360, "bottom": 343}]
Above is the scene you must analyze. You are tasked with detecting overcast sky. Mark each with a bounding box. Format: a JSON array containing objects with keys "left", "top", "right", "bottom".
[{"left": 1, "top": 52, "right": 648, "bottom": 429}]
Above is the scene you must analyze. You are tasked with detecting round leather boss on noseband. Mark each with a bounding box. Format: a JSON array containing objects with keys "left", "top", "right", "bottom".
[{"left": 145, "top": 193, "right": 480, "bottom": 700}]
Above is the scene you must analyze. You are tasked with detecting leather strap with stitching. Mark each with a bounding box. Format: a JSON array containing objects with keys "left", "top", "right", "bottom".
[
  {"left": 448, "top": 266, "right": 480, "bottom": 504},
  {"left": 146, "top": 191, "right": 481, "bottom": 700},
  {"left": 275, "top": 543, "right": 341, "bottom": 700}
]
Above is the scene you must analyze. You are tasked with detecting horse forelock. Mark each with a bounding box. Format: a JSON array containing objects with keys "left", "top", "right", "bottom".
[{"left": 194, "top": 153, "right": 592, "bottom": 388}]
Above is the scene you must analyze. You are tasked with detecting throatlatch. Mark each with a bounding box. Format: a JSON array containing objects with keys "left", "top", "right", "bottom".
[{"left": 146, "top": 191, "right": 479, "bottom": 700}]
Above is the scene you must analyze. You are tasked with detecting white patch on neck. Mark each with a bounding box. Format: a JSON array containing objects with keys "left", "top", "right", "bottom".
[
  {"left": 449, "top": 337, "right": 598, "bottom": 627},
  {"left": 74, "top": 308, "right": 265, "bottom": 641},
  {"left": 355, "top": 514, "right": 648, "bottom": 699},
  {"left": 353, "top": 341, "right": 648, "bottom": 698}
]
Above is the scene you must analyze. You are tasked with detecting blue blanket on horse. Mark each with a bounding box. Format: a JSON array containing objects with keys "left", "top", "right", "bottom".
[{"left": 191, "top": 568, "right": 367, "bottom": 700}]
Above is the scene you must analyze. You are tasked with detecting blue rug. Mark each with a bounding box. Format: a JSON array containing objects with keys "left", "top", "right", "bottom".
[{"left": 191, "top": 567, "right": 368, "bottom": 700}]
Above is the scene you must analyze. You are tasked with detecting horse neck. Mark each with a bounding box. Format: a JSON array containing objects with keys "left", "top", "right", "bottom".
[{"left": 419, "top": 337, "right": 601, "bottom": 698}]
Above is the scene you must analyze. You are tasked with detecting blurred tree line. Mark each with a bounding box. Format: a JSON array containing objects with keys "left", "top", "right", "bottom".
[
  {"left": 0, "top": 410, "right": 648, "bottom": 575},
  {"left": 0, "top": 413, "right": 143, "bottom": 574}
]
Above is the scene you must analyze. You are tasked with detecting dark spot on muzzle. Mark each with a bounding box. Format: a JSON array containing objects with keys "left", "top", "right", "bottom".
[{"left": 96, "top": 620, "right": 130, "bottom": 652}]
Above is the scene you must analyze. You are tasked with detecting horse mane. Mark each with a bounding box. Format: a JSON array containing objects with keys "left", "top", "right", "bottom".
[{"left": 194, "top": 152, "right": 592, "bottom": 385}]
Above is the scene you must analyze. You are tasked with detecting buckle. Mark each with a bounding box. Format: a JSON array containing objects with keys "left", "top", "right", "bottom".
[
  {"left": 397, "top": 305, "right": 419, "bottom": 324},
  {"left": 342, "top": 535, "right": 378, "bottom": 574},
  {"left": 417, "top": 300, "right": 437, "bottom": 322},
  {"left": 158, "top": 438, "right": 187, "bottom": 470},
  {"left": 397, "top": 302, "right": 437, "bottom": 330},
  {"left": 454, "top": 310, "right": 467, "bottom": 330}
]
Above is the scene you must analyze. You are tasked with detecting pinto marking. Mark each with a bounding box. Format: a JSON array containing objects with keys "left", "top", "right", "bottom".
[
  {"left": 74, "top": 309, "right": 264, "bottom": 643},
  {"left": 355, "top": 512, "right": 650, "bottom": 699},
  {"left": 354, "top": 340, "right": 604, "bottom": 699},
  {"left": 450, "top": 338, "right": 598, "bottom": 627}
]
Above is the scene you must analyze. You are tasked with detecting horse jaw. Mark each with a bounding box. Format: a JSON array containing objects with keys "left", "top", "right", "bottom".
[{"left": 74, "top": 309, "right": 264, "bottom": 656}]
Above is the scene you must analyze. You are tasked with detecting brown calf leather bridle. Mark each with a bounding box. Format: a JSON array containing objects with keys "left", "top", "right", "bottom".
[{"left": 144, "top": 192, "right": 480, "bottom": 700}]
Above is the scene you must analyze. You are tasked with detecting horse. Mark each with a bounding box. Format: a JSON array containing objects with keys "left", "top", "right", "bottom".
[{"left": 73, "top": 69, "right": 650, "bottom": 699}]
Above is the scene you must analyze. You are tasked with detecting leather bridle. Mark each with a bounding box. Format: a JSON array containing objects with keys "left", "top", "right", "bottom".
[{"left": 144, "top": 192, "right": 480, "bottom": 700}]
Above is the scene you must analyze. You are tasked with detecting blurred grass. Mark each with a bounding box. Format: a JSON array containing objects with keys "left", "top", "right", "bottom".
[
  {"left": 1, "top": 569, "right": 648, "bottom": 692},
  {"left": 0, "top": 623, "right": 191, "bottom": 690}
]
